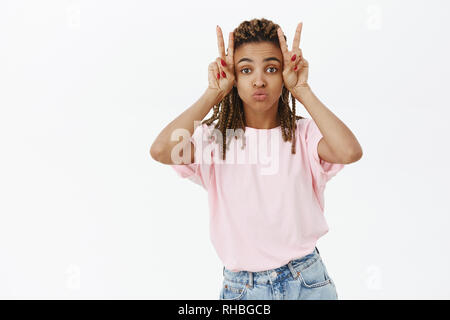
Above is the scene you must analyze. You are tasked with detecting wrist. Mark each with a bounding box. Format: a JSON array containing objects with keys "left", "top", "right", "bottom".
[
  {"left": 293, "top": 84, "right": 313, "bottom": 103},
  {"left": 205, "top": 87, "right": 225, "bottom": 105}
]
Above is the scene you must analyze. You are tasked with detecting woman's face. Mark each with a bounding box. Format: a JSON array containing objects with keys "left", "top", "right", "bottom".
[{"left": 233, "top": 41, "right": 284, "bottom": 113}]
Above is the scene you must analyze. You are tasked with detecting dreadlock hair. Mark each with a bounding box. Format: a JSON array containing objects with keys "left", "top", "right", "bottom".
[{"left": 202, "top": 18, "right": 305, "bottom": 161}]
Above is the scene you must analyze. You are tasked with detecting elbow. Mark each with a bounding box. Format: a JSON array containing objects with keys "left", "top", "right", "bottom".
[
  {"left": 150, "top": 143, "right": 163, "bottom": 162},
  {"left": 343, "top": 146, "right": 363, "bottom": 164},
  {"left": 151, "top": 143, "right": 176, "bottom": 164}
]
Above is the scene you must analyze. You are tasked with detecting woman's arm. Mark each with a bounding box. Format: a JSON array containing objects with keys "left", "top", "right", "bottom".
[
  {"left": 294, "top": 85, "right": 363, "bottom": 164},
  {"left": 277, "top": 23, "right": 362, "bottom": 164},
  {"left": 150, "top": 88, "right": 224, "bottom": 165},
  {"left": 151, "top": 25, "right": 236, "bottom": 165}
]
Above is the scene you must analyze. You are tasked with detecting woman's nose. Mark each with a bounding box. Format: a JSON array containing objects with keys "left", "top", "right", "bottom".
[{"left": 253, "top": 76, "right": 266, "bottom": 87}]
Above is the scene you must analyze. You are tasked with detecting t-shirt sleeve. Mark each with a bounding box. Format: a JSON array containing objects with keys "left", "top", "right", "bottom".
[
  {"left": 170, "top": 123, "right": 215, "bottom": 190},
  {"left": 304, "top": 118, "right": 345, "bottom": 188}
]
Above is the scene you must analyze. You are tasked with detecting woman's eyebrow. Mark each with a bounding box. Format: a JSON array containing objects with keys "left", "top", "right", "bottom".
[{"left": 237, "top": 57, "right": 281, "bottom": 64}]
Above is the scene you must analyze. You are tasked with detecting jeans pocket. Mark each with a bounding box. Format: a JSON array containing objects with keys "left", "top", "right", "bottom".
[
  {"left": 297, "top": 258, "right": 332, "bottom": 289},
  {"left": 220, "top": 280, "right": 248, "bottom": 300}
]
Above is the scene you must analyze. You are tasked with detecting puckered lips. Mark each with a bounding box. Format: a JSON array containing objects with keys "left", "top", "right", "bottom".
[{"left": 252, "top": 89, "right": 268, "bottom": 101}]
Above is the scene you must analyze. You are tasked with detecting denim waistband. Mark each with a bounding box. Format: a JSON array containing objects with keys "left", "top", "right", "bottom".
[{"left": 223, "top": 247, "right": 321, "bottom": 288}]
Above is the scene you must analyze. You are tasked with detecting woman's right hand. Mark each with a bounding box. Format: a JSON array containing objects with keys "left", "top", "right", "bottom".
[{"left": 207, "top": 25, "right": 236, "bottom": 98}]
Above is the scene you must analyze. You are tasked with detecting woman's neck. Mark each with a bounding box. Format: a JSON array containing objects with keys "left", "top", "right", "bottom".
[{"left": 243, "top": 106, "right": 281, "bottom": 129}]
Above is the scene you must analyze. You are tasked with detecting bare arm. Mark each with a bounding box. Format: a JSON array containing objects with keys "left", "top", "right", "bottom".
[
  {"left": 150, "top": 88, "right": 224, "bottom": 164},
  {"left": 277, "top": 22, "right": 363, "bottom": 164},
  {"left": 151, "top": 25, "right": 236, "bottom": 165},
  {"left": 294, "top": 86, "right": 363, "bottom": 164}
]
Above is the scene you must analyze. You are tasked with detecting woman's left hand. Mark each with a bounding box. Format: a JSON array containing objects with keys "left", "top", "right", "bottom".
[{"left": 277, "top": 22, "right": 310, "bottom": 93}]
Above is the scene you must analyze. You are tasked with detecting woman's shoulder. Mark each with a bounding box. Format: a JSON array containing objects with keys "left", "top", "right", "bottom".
[
  {"left": 296, "top": 117, "right": 312, "bottom": 125},
  {"left": 295, "top": 117, "right": 313, "bottom": 137},
  {"left": 191, "top": 121, "right": 219, "bottom": 145},
  {"left": 191, "top": 121, "right": 213, "bottom": 136}
]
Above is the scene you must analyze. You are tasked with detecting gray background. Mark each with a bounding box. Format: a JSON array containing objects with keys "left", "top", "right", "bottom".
[{"left": 0, "top": 0, "right": 449, "bottom": 299}]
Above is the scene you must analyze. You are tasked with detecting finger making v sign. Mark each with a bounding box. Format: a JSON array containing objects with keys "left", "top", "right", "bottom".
[
  {"left": 207, "top": 25, "right": 236, "bottom": 99},
  {"left": 277, "top": 22, "right": 310, "bottom": 96}
]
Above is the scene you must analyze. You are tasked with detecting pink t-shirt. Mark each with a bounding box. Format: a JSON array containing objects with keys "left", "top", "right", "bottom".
[{"left": 171, "top": 118, "right": 345, "bottom": 272}]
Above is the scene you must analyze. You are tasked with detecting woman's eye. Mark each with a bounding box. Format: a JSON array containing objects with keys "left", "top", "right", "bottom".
[{"left": 240, "top": 67, "right": 278, "bottom": 74}]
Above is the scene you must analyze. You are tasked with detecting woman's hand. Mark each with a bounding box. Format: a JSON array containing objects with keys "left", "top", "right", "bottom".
[
  {"left": 207, "top": 25, "right": 236, "bottom": 98},
  {"left": 277, "top": 22, "right": 310, "bottom": 94}
]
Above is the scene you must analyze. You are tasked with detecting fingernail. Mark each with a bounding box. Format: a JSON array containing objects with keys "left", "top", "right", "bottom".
[
  {"left": 221, "top": 59, "right": 227, "bottom": 67},
  {"left": 221, "top": 71, "right": 226, "bottom": 78},
  {"left": 294, "top": 65, "right": 298, "bottom": 71},
  {"left": 217, "top": 72, "right": 220, "bottom": 79},
  {"left": 291, "top": 54, "right": 297, "bottom": 61}
]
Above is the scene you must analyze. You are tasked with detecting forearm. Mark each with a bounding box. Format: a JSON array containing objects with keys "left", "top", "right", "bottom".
[
  {"left": 150, "top": 88, "right": 224, "bottom": 163},
  {"left": 293, "top": 86, "right": 362, "bottom": 160}
]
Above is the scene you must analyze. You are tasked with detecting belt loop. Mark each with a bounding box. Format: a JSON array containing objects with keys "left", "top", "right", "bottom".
[
  {"left": 315, "top": 246, "right": 320, "bottom": 255},
  {"left": 287, "top": 261, "right": 299, "bottom": 280},
  {"left": 248, "top": 271, "right": 253, "bottom": 288}
]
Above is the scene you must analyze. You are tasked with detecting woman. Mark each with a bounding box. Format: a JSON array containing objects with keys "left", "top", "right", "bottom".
[{"left": 150, "top": 18, "right": 362, "bottom": 300}]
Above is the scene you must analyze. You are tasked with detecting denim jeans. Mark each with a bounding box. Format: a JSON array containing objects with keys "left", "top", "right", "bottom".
[{"left": 220, "top": 247, "right": 338, "bottom": 300}]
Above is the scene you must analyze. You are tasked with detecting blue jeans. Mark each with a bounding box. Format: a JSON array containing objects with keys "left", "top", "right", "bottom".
[{"left": 220, "top": 247, "right": 338, "bottom": 300}]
